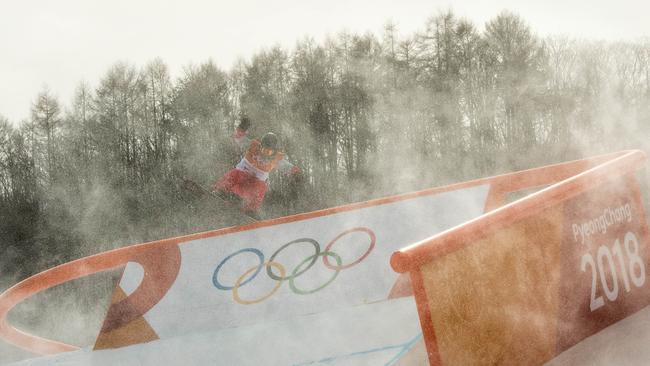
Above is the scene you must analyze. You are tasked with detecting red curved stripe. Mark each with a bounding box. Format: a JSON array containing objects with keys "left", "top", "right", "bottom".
[{"left": 100, "top": 243, "right": 181, "bottom": 333}]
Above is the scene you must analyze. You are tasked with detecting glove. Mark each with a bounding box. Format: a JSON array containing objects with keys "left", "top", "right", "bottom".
[
  {"left": 238, "top": 116, "right": 251, "bottom": 131},
  {"left": 289, "top": 167, "right": 304, "bottom": 185}
]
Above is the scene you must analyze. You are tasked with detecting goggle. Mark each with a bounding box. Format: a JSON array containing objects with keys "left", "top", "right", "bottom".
[{"left": 261, "top": 147, "right": 276, "bottom": 156}]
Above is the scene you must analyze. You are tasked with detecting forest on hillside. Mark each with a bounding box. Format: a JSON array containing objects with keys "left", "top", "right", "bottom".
[{"left": 2, "top": 10, "right": 650, "bottom": 284}]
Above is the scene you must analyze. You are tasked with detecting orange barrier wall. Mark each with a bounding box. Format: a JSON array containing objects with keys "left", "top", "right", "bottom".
[
  {"left": 391, "top": 150, "right": 649, "bottom": 365},
  {"left": 0, "top": 150, "right": 637, "bottom": 356}
]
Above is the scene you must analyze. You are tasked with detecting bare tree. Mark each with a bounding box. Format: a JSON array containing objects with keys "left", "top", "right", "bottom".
[{"left": 31, "top": 86, "right": 61, "bottom": 181}]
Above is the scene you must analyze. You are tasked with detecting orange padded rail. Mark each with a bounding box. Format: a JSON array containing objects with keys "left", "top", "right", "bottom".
[{"left": 391, "top": 150, "right": 646, "bottom": 273}]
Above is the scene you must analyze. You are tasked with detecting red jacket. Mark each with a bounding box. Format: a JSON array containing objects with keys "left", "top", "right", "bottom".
[{"left": 233, "top": 128, "right": 299, "bottom": 181}]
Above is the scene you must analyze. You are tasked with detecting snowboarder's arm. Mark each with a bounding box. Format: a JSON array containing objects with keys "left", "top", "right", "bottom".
[
  {"left": 234, "top": 117, "right": 252, "bottom": 149},
  {"left": 233, "top": 127, "right": 251, "bottom": 149}
]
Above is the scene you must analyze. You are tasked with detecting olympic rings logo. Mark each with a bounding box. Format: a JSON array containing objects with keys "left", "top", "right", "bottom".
[{"left": 212, "top": 227, "right": 376, "bottom": 305}]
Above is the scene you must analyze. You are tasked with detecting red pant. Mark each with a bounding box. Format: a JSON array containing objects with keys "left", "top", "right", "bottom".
[{"left": 213, "top": 169, "right": 268, "bottom": 212}]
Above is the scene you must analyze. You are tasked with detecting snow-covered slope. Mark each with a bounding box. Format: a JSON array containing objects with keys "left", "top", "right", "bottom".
[{"left": 7, "top": 297, "right": 425, "bottom": 366}]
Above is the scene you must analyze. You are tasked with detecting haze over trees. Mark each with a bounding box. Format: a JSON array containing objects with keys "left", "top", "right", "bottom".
[{"left": 1, "top": 10, "right": 649, "bottom": 282}]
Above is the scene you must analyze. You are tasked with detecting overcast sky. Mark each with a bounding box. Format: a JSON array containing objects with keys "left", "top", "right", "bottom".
[{"left": 1, "top": 0, "right": 649, "bottom": 125}]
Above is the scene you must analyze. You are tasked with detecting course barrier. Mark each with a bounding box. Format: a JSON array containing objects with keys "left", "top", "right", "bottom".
[
  {"left": 391, "top": 150, "right": 649, "bottom": 365},
  {"left": 0, "top": 175, "right": 491, "bottom": 354}
]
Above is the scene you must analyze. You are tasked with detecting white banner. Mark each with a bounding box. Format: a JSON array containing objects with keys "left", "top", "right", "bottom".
[{"left": 118, "top": 185, "right": 489, "bottom": 339}]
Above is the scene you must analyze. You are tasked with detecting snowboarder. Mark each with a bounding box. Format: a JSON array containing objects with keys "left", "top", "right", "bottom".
[{"left": 212, "top": 117, "right": 301, "bottom": 218}]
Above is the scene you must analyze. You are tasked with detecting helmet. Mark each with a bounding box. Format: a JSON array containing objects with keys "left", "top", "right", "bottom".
[{"left": 261, "top": 132, "right": 279, "bottom": 150}]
